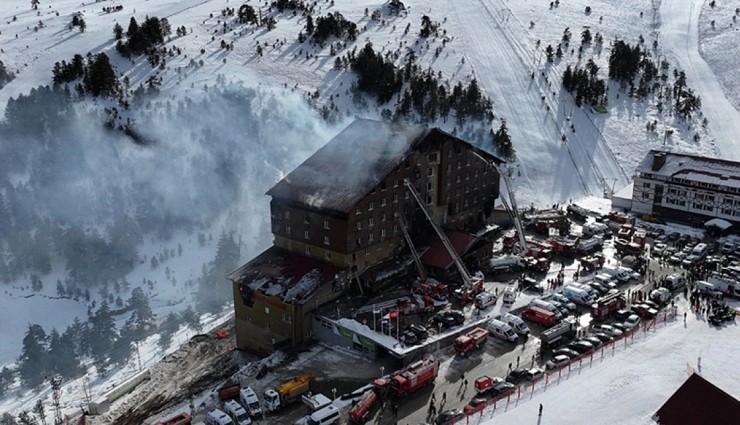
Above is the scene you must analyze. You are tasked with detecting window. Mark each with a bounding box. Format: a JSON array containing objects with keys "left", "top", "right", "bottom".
[
  {"left": 356, "top": 206, "right": 362, "bottom": 215},
  {"left": 265, "top": 306, "right": 270, "bottom": 315},
  {"left": 369, "top": 233, "right": 374, "bottom": 243},
  {"left": 466, "top": 158, "right": 471, "bottom": 167},
  {"left": 381, "top": 182, "right": 387, "bottom": 191},
  {"left": 323, "top": 220, "right": 329, "bottom": 229},
  {"left": 457, "top": 160, "right": 462, "bottom": 170},
  {"left": 465, "top": 172, "right": 470, "bottom": 181},
  {"left": 427, "top": 167, "right": 434, "bottom": 177},
  {"left": 286, "top": 225, "right": 291, "bottom": 235},
  {"left": 303, "top": 216, "right": 310, "bottom": 224},
  {"left": 427, "top": 152, "right": 438, "bottom": 163},
  {"left": 369, "top": 217, "right": 374, "bottom": 227},
  {"left": 405, "top": 192, "right": 410, "bottom": 200},
  {"left": 356, "top": 237, "right": 362, "bottom": 247},
  {"left": 325, "top": 251, "right": 331, "bottom": 260},
  {"left": 427, "top": 196, "right": 433, "bottom": 205},
  {"left": 369, "top": 202, "right": 374, "bottom": 211},
  {"left": 394, "top": 179, "right": 399, "bottom": 188},
  {"left": 381, "top": 212, "right": 387, "bottom": 222},
  {"left": 304, "top": 230, "right": 310, "bottom": 239},
  {"left": 323, "top": 236, "right": 330, "bottom": 245},
  {"left": 427, "top": 182, "right": 433, "bottom": 191},
  {"left": 304, "top": 245, "right": 311, "bottom": 255},
  {"left": 356, "top": 221, "right": 363, "bottom": 230},
  {"left": 393, "top": 194, "right": 399, "bottom": 203},
  {"left": 381, "top": 228, "right": 387, "bottom": 239},
  {"left": 643, "top": 182, "right": 651, "bottom": 188},
  {"left": 381, "top": 198, "right": 387, "bottom": 207},
  {"left": 456, "top": 175, "right": 461, "bottom": 183},
  {"left": 393, "top": 224, "right": 398, "bottom": 234}
]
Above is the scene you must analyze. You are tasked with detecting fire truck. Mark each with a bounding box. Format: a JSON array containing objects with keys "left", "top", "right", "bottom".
[
  {"left": 591, "top": 292, "right": 626, "bottom": 321},
  {"left": 376, "top": 356, "right": 440, "bottom": 398},
  {"left": 453, "top": 327, "right": 489, "bottom": 356}
]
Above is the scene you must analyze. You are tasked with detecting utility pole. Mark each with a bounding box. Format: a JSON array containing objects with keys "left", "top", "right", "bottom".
[
  {"left": 135, "top": 340, "right": 143, "bottom": 372},
  {"left": 50, "top": 376, "right": 63, "bottom": 425}
]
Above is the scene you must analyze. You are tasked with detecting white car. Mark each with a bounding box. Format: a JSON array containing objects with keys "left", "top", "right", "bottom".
[
  {"left": 623, "top": 314, "right": 641, "bottom": 330},
  {"left": 652, "top": 243, "right": 667, "bottom": 257}
]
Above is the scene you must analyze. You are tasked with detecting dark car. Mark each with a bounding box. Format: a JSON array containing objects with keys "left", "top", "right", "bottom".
[
  {"left": 506, "top": 368, "right": 543, "bottom": 384},
  {"left": 463, "top": 398, "right": 488, "bottom": 416},
  {"left": 589, "top": 332, "right": 613, "bottom": 343},
  {"left": 631, "top": 304, "right": 658, "bottom": 319},
  {"left": 581, "top": 336, "right": 604, "bottom": 348},
  {"left": 545, "top": 355, "right": 571, "bottom": 370},
  {"left": 567, "top": 340, "right": 594, "bottom": 354},
  {"left": 614, "top": 309, "right": 633, "bottom": 321},
  {"left": 611, "top": 322, "right": 629, "bottom": 333},
  {"left": 552, "top": 347, "right": 580, "bottom": 359},
  {"left": 409, "top": 324, "right": 429, "bottom": 340},
  {"left": 487, "top": 382, "right": 516, "bottom": 398},
  {"left": 433, "top": 310, "right": 465, "bottom": 329},
  {"left": 435, "top": 409, "right": 464, "bottom": 425},
  {"left": 402, "top": 330, "right": 419, "bottom": 345},
  {"left": 667, "top": 232, "right": 681, "bottom": 241}
]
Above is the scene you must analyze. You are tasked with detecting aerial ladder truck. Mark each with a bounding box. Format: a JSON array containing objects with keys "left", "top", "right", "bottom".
[
  {"left": 397, "top": 216, "right": 449, "bottom": 301},
  {"left": 403, "top": 180, "right": 483, "bottom": 306}
]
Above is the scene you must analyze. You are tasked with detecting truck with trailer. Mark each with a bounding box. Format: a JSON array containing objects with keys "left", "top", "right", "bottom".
[
  {"left": 453, "top": 327, "right": 489, "bottom": 356},
  {"left": 540, "top": 318, "right": 577, "bottom": 347},
  {"left": 706, "top": 273, "right": 740, "bottom": 298},
  {"left": 348, "top": 390, "right": 379, "bottom": 424},
  {"left": 263, "top": 374, "right": 314, "bottom": 412}
]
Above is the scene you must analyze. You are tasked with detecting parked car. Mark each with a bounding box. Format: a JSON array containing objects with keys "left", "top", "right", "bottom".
[
  {"left": 591, "top": 324, "right": 623, "bottom": 337},
  {"left": 463, "top": 398, "right": 488, "bottom": 416},
  {"left": 433, "top": 310, "right": 465, "bottom": 329},
  {"left": 721, "top": 241, "right": 735, "bottom": 255},
  {"left": 486, "top": 382, "right": 515, "bottom": 398},
  {"left": 589, "top": 332, "right": 613, "bottom": 343},
  {"left": 566, "top": 340, "right": 594, "bottom": 354},
  {"left": 409, "top": 324, "right": 428, "bottom": 340},
  {"left": 435, "top": 409, "right": 465, "bottom": 425},
  {"left": 667, "top": 232, "right": 681, "bottom": 241},
  {"left": 614, "top": 309, "right": 633, "bottom": 321},
  {"left": 631, "top": 304, "right": 658, "bottom": 319},
  {"left": 545, "top": 355, "right": 571, "bottom": 370},
  {"left": 506, "top": 368, "right": 544, "bottom": 384},
  {"left": 581, "top": 336, "right": 604, "bottom": 348},
  {"left": 611, "top": 322, "right": 629, "bottom": 333},
  {"left": 623, "top": 314, "right": 642, "bottom": 329},
  {"left": 552, "top": 347, "right": 580, "bottom": 359},
  {"left": 550, "top": 293, "right": 576, "bottom": 311}
]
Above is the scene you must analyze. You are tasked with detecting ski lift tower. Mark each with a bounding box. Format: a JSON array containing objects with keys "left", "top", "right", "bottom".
[{"left": 50, "top": 375, "right": 64, "bottom": 425}]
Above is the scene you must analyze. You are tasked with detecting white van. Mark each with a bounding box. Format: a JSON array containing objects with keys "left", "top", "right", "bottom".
[
  {"left": 601, "top": 266, "right": 632, "bottom": 283},
  {"left": 503, "top": 284, "right": 517, "bottom": 305},
  {"left": 563, "top": 285, "right": 595, "bottom": 306},
  {"left": 692, "top": 243, "right": 708, "bottom": 258},
  {"left": 223, "top": 400, "right": 251, "bottom": 425},
  {"left": 474, "top": 291, "right": 497, "bottom": 309},
  {"left": 594, "top": 273, "right": 617, "bottom": 288},
  {"left": 696, "top": 280, "right": 720, "bottom": 296},
  {"left": 306, "top": 405, "right": 340, "bottom": 425},
  {"left": 568, "top": 281, "right": 598, "bottom": 299},
  {"left": 206, "top": 409, "right": 235, "bottom": 425},
  {"left": 665, "top": 273, "right": 685, "bottom": 290},
  {"left": 529, "top": 299, "right": 563, "bottom": 319},
  {"left": 239, "top": 387, "right": 262, "bottom": 417},
  {"left": 486, "top": 319, "right": 518, "bottom": 342},
  {"left": 497, "top": 312, "right": 530, "bottom": 335}
]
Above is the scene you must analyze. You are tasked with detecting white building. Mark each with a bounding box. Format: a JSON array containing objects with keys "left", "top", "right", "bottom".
[{"left": 631, "top": 150, "right": 740, "bottom": 226}]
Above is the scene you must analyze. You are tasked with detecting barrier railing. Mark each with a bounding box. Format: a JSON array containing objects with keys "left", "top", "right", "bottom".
[{"left": 449, "top": 309, "right": 676, "bottom": 424}]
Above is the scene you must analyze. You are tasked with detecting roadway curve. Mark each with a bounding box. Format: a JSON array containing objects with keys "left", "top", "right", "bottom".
[{"left": 659, "top": 0, "right": 740, "bottom": 160}]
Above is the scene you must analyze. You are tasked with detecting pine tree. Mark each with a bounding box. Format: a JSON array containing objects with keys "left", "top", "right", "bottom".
[
  {"left": 306, "top": 15, "right": 314, "bottom": 33},
  {"left": 48, "top": 328, "right": 83, "bottom": 380},
  {"left": 127, "top": 17, "right": 139, "bottom": 37},
  {"left": 181, "top": 305, "right": 202, "bottom": 332},
  {"left": 18, "top": 324, "right": 48, "bottom": 388},
  {"left": 0, "top": 413, "right": 19, "bottom": 425},
  {"left": 0, "top": 367, "right": 14, "bottom": 397},
  {"left": 127, "top": 287, "right": 153, "bottom": 338},
  {"left": 16, "top": 412, "right": 36, "bottom": 425},
  {"left": 78, "top": 18, "right": 86, "bottom": 33},
  {"left": 196, "top": 232, "right": 240, "bottom": 313},
  {"left": 493, "top": 120, "right": 515, "bottom": 159},
  {"left": 113, "top": 23, "right": 123, "bottom": 40},
  {"left": 157, "top": 312, "right": 180, "bottom": 351},
  {"left": 88, "top": 301, "right": 117, "bottom": 373},
  {"left": 32, "top": 401, "right": 45, "bottom": 425}
]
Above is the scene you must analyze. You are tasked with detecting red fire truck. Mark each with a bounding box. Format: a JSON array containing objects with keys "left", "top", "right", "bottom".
[{"left": 453, "top": 327, "right": 489, "bottom": 356}]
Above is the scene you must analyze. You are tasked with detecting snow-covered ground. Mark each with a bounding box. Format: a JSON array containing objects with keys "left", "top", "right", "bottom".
[
  {"left": 1, "top": 0, "right": 740, "bottom": 421},
  {"left": 473, "top": 299, "right": 740, "bottom": 425}
]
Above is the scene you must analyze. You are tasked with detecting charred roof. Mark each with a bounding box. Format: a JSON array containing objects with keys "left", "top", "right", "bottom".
[{"left": 267, "top": 119, "right": 502, "bottom": 214}]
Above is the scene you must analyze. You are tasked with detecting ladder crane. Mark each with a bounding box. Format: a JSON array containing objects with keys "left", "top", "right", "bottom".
[
  {"left": 470, "top": 152, "right": 527, "bottom": 253},
  {"left": 397, "top": 215, "right": 449, "bottom": 301},
  {"left": 403, "top": 180, "right": 483, "bottom": 305}
]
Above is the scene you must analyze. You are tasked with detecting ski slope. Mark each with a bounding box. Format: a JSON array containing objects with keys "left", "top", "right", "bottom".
[{"left": 659, "top": 0, "right": 740, "bottom": 161}]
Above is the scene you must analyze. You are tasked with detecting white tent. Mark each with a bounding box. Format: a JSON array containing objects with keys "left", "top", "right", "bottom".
[{"left": 704, "top": 218, "right": 732, "bottom": 230}]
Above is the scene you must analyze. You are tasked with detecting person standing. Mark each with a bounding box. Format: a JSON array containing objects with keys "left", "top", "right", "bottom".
[{"left": 539, "top": 403, "right": 543, "bottom": 416}]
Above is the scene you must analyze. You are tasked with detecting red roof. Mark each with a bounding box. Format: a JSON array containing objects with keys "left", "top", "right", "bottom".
[
  {"left": 420, "top": 231, "right": 477, "bottom": 270},
  {"left": 654, "top": 373, "right": 740, "bottom": 425}
]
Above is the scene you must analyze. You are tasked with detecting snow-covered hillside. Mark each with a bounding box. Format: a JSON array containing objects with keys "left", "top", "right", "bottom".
[{"left": 2, "top": 0, "right": 740, "bottom": 420}]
